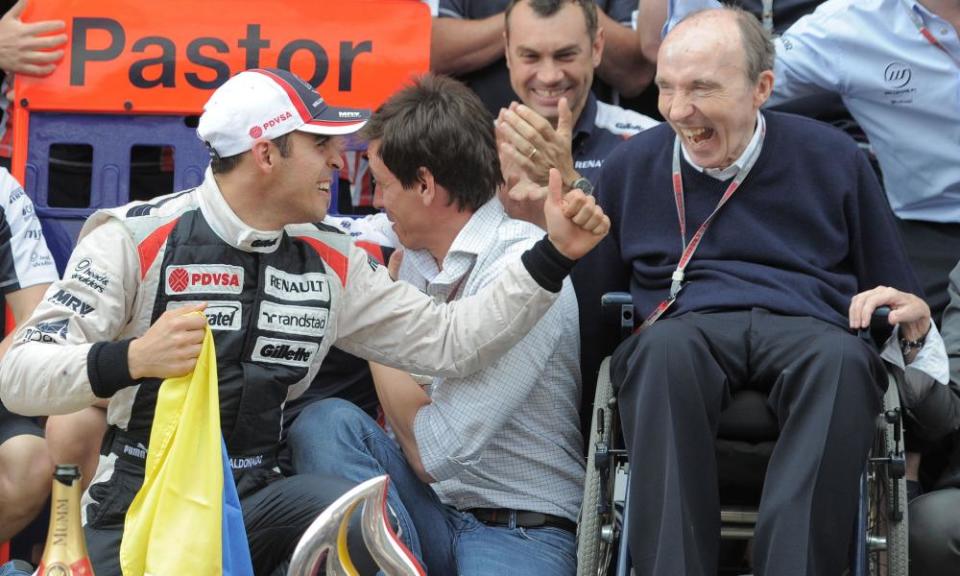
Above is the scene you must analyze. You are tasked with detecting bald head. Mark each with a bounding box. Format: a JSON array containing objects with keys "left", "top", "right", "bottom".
[
  {"left": 654, "top": 7, "right": 775, "bottom": 169},
  {"left": 664, "top": 8, "right": 774, "bottom": 83}
]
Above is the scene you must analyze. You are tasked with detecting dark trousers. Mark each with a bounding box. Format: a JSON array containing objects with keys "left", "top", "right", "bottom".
[
  {"left": 909, "top": 487, "right": 960, "bottom": 576},
  {"left": 612, "top": 310, "right": 885, "bottom": 576},
  {"left": 896, "top": 218, "right": 960, "bottom": 325},
  {"left": 85, "top": 473, "right": 368, "bottom": 576}
]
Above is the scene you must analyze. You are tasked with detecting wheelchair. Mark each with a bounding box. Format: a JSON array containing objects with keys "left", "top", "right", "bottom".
[{"left": 576, "top": 294, "right": 909, "bottom": 576}]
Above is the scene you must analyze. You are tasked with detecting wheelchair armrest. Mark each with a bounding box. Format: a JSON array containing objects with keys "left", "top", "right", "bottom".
[
  {"left": 599, "top": 294, "right": 893, "bottom": 346},
  {"left": 601, "top": 292, "right": 634, "bottom": 342},
  {"left": 859, "top": 305, "right": 893, "bottom": 348}
]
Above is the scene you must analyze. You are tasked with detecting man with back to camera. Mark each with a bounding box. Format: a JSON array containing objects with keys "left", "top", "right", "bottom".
[
  {"left": 0, "top": 66, "right": 609, "bottom": 574},
  {"left": 593, "top": 8, "right": 948, "bottom": 575},
  {"left": 288, "top": 73, "right": 585, "bottom": 576}
]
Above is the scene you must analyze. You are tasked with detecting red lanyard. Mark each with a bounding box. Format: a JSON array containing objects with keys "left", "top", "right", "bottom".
[
  {"left": 638, "top": 120, "right": 767, "bottom": 332},
  {"left": 906, "top": 2, "right": 960, "bottom": 68}
]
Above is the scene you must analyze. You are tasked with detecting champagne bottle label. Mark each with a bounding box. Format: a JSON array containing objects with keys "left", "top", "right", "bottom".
[
  {"left": 37, "top": 560, "right": 94, "bottom": 576},
  {"left": 39, "top": 465, "right": 95, "bottom": 576}
]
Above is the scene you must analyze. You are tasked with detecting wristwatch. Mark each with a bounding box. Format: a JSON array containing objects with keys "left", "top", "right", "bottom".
[
  {"left": 899, "top": 327, "right": 930, "bottom": 356},
  {"left": 568, "top": 176, "right": 594, "bottom": 196}
]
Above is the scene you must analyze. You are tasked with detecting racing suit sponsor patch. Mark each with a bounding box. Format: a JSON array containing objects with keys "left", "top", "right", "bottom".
[
  {"left": 264, "top": 266, "right": 330, "bottom": 302},
  {"left": 257, "top": 301, "right": 328, "bottom": 337},
  {"left": 71, "top": 258, "right": 111, "bottom": 292},
  {"left": 167, "top": 300, "right": 242, "bottom": 331},
  {"left": 251, "top": 336, "right": 319, "bottom": 368},
  {"left": 229, "top": 454, "right": 265, "bottom": 470},
  {"left": 20, "top": 318, "right": 70, "bottom": 343},
  {"left": 30, "top": 251, "right": 54, "bottom": 268},
  {"left": 47, "top": 288, "right": 96, "bottom": 317},
  {"left": 123, "top": 442, "right": 147, "bottom": 460},
  {"left": 165, "top": 264, "right": 243, "bottom": 295}
]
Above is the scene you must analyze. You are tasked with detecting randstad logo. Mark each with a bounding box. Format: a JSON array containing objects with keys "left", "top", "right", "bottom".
[{"left": 258, "top": 301, "right": 328, "bottom": 337}]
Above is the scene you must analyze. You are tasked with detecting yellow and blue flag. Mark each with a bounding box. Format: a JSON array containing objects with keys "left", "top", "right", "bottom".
[{"left": 120, "top": 323, "right": 253, "bottom": 575}]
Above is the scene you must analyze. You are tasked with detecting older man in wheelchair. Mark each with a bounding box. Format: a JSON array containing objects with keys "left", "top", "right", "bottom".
[{"left": 573, "top": 7, "right": 950, "bottom": 576}]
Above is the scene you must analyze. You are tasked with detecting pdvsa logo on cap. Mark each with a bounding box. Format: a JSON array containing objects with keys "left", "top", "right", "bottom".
[
  {"left": 249, "top": 126, "right": 264, "bottom": 138},
  {"left": 261, "top": 111, "right": 294, "bottom": 130}
]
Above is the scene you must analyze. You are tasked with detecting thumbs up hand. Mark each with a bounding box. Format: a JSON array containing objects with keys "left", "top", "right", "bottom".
[{"left": 543, "top": 168, "right": 609, "bottom": 260}]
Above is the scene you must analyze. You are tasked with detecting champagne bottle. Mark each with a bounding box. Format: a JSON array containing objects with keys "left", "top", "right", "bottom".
[{"left": 37, "top": 465, "right": 95, "bottom": 576}]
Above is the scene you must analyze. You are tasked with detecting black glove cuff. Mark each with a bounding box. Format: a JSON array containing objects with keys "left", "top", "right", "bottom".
[
  {"left": 88, "top": 339, "right": 138, "bottom": 398},
  {"left": 521, "top": 236, "right": 576, "bottom": 293}
]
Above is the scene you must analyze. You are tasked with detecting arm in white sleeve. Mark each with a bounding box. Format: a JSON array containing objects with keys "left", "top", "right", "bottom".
[
  {"left": 335, "top": 237, "right": 569, "bottom": 378},
  {"left": 0, "top": 219, "right": 139, "bottom": 415}
]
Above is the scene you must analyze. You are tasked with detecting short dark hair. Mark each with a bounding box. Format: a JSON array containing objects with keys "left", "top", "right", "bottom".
[
  {"left": 505, "top": 0, "right": 598, "bottom": 41},
  {"left": 210, "top": 133, "right": 292, "bottom": 174},
  {"left": 360, "top": 74, "right": 500, "bottom": 213}
]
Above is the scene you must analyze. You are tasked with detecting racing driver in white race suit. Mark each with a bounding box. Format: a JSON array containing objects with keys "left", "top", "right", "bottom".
[{"left": 0, "top": 68, "right": 610, "bottom": 575}]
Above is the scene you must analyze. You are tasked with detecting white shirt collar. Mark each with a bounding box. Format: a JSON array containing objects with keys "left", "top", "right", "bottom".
[
  {"left": 400, "top": 198, "right": 505, "bottom": 293},
  {"left": 198, "top": 167, "right": 285, "bottom": 253},
  {"left": 682, "top": 111, "right": 765, "bottom": 181}
]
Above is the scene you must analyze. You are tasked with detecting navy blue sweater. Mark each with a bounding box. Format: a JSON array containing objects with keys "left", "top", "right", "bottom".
[{"left": 593, "top": 111, "right": 921, "bottom": 329}]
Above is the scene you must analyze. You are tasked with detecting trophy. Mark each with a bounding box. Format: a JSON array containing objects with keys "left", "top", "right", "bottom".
[{"left": 289, "top": 475, "right": 424, "bottom": 576}]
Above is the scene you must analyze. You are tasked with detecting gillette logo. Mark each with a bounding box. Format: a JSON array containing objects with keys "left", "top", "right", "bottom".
[{"left": 251, "top": 336, "right": 319, "bottom": 368}]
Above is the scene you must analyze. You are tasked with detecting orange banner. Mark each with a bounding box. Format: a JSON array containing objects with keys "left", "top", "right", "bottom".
[{"left": 17, "top": 0, "right": 431, "bottom": 114}]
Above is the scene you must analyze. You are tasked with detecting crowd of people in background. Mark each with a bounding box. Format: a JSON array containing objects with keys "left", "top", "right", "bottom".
[{"left": 0, "top": 0, "right": 957, "bottom": 575}]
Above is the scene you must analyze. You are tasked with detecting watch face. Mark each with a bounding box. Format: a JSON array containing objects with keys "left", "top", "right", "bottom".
[{"left": 573, "top": 178, "right": 594, "bottom": 196}]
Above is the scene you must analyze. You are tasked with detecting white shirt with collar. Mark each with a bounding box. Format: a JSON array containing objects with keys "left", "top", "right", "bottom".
[{"left": 399, "top": 198, "right": 586, "bottom": 520}]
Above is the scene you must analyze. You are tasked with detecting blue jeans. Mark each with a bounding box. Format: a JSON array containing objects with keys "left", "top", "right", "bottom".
[
  {"left": 0, "top": 561, "right": 33, "bottom": 576},
  {"left": 287, "top": 398, "right": 576, "bottom": 575}
]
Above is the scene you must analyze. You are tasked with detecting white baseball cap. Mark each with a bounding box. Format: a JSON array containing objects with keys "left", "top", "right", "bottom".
[{"left": 197, "top": 68, "right": 370, "bottom": 158}]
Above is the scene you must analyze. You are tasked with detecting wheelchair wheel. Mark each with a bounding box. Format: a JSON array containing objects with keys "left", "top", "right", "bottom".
[
  {"left": 867, "top": 373, "right": 909, "bottom": 576},
  {"left": 577, "top": 357, "right": 615, "bottom": 576}
]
